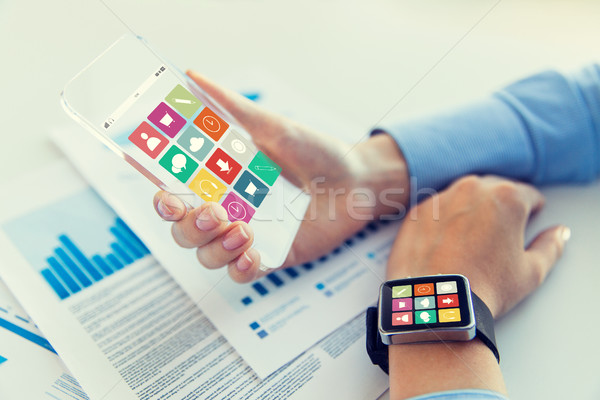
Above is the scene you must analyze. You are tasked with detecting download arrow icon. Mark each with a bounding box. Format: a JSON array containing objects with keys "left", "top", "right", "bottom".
[{"left": 216, "top": 159, "right": 231, "bottom": 172}]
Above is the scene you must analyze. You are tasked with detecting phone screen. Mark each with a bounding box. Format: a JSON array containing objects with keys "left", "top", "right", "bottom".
[{"left": 62, "top": 35, "right": 310, "bottom": 268}]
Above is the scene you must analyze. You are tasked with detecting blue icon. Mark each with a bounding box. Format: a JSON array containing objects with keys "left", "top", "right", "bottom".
[{"left": 233, "top": 171, "right": 269, "bottom": 207}]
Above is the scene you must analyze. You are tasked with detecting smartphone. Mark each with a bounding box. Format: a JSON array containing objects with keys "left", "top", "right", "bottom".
[{"left": 61, "top": 34, "right": 310, "bottom": 270}]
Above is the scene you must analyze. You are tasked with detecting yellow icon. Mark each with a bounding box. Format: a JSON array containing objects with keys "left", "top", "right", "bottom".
[
  {"left": 438, "top": 308, "right": 461, "bottom": 323},
  {"left": 189, "top": 169, "right": 227, "bottom": 202}
]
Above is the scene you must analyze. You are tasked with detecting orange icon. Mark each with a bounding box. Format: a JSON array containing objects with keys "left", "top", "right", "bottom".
[
  {"left": 194, "top": 107, "right": 229, "bottom": 141},
  {"left": 414, "top": 283, "right": 434, "bottom": 296}
]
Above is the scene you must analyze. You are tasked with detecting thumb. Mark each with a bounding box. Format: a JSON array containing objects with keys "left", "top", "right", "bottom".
[{"left": 524, "top": 225, "right": 571, "bottom": 288}]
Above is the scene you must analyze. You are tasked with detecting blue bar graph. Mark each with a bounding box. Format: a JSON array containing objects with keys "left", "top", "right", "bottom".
[
  {"left": 1, "top": 189, "right": 152, "bottom": 301},
  {"left": 284, "top": 267, "right": 299, "bottom": 279},
  {"left": 54, "top": 248, "right": 92, "bottom": 288},
  {"left": 92, "top": 255, "right": 113, "bottom": 276},
  {"left": 266, "top": 273, "right": 284, "bottom": 287},
  {"left": 111, "top": 242, "right": 133, "bottom": 265},
  {"left": 239, "top": 220, "right": 392, "bottom": 307},
  {"left": 40, "top": 269, "right": 69, "bottom": 300},
  {"left": 59, "top": 235, "right": 103, "bottom": 282},
  {"left": 47, "top": 256, "right": 81, "bottom": 294},
  {"left": 252, "top": 282, "right": 269, "bottom": 296},
  {"left": 107, "top": 254, "right": 124, "bottom": 270},
  {"left": 40, "top": 217, "right": 149, "bottom": 300}
]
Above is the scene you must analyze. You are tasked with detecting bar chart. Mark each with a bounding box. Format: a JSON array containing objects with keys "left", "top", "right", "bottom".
[
  {"left": 239, "top": 220, "right": 388, "bottom": 307},
  {"left": 2, "top": 189, "right": 150, "bottom": 301}
]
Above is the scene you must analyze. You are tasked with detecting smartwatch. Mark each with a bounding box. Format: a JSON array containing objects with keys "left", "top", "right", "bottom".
[{"left": 366, "top": 274, "right": 499, "bottom": 374}]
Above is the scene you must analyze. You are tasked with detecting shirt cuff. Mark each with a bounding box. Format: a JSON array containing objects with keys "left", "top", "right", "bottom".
[{"left": 406, "top": 388, "right": 509, "bottom": 400}]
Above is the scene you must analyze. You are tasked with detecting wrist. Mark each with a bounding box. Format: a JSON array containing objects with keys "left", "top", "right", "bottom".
[
  {"left": 388, "top": 339, "right": 506, "bottom": 399},
  {"left": 354, "top": 133, "right": 410, "bottom": 219}
]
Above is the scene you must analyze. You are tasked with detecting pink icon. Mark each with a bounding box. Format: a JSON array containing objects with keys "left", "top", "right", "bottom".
[
  {"left": 392, "top": 312, "right": 413, "bottom": 326},
  {"left": 392, "top": 298, "right": 413, "bottom": 312},
  {"left": 148, "top": 102, "right": 186, "bottom": 138},
  {"left": 128, "top": 122, "right": 169, "bottom": 159},
  {"left": 221, "top": 192, "right": 255, "bottom": 223}
]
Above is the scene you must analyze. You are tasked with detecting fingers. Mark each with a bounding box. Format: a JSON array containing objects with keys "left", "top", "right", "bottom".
[
  {"left": 227, "top": 248, "right": 262, "bottom": 283},
  {"left": 154, "top": 191, "right": 187, "bottom": 221},
  {"left": 171, "top": 202, "right": 229, "bottom": 248},
  {"left": 480, "top": 176, "right": 546, "bottom": 219},
  {"left": 524, "top": 225, "right": 571, "bottom": 288},
  {"left": 195, "top": 222, "right": 254, "bottom": 269}
]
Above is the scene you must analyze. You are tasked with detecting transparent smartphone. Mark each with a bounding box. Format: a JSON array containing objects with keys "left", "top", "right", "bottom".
[{"left": 61, "top": 34, "right": 310, "bottom": 269}]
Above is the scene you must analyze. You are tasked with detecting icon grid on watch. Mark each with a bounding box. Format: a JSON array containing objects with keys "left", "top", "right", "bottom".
[{"left": 389, "top": 280, "right": 462, "bottom": 327}]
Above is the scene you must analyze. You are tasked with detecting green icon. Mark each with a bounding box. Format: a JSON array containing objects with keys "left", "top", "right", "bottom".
[
  {"left": 392, "top": 285, "right": 411, "bottom": 298},
  {"left": 159, "top": 145, "right": 198, "bottom": 183},
  {"left": 415, "top": 310, "right": 437, "bottom": 324},
  {"left": 165, "top": 84, "right": 202, "bottom": 118},
  {"left": 248, "top": 151, "right": 281, "bottom": 186}
]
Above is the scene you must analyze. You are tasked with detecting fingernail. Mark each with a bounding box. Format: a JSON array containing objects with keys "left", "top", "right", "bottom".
[
  {"left": 196, "top": 206, "right": 219, "bottom": 231},
  {"left": 560, "top": 226, "right": 572, "bottom": 242},
  {"left": 223, "top": 225, "right": 250, "bottom": 251},
  {"left": 158, "top": 194, "right": 184, "bottom": 219},
  {"left": 237, "top": 252, "right": 253, "bottom": 272},
  {"left": 157, "top": 200, "right": 173, "bottom": 218}
]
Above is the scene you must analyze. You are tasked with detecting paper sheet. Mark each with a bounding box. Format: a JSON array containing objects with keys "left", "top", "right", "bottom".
[
  {"left": 0, "top": 160, "right": 388, "bottom": 400},
  {"left": 0, "top": 279, "right": 88, "bottom": 400}
]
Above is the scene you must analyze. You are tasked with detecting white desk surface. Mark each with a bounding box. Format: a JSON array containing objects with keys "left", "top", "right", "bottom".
[{"left": 1, "top": 1, "right": 599, "bottom": 399}]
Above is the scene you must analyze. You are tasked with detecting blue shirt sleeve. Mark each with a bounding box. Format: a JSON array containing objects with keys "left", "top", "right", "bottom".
[
  {"left": 381, "top": 64, "right": 600, "bottom": 191},
  {"left": 406, "top": 389, "right": 509, "bottom": 400}
]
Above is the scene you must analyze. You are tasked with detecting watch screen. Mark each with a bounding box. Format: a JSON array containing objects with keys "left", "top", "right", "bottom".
[{"left": 379, "top": 275, "right": 473, "bottom": 333}]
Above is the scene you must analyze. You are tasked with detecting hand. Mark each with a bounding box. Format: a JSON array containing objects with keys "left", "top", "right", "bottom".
[
  {"left": 385, "top": 175, "right": 570, "bottom": 399},
  {"left": 386, "top": 175, "right": 569, "bottom": 317},
  {"left": 154, "top": 71, "right": 409, "bottom": 283}
]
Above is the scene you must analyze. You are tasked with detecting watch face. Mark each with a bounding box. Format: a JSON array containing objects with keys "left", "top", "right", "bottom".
[{"left": 379, "top": 275, "right": 473, "bottom": 334}]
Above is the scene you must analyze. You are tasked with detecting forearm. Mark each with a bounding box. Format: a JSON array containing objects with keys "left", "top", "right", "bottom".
[
  {"left": 388, "top": 340, "right": 506, "bottom": 400},
  {"left": 380, "top": 64, "right": 600, "bottom": 192}
]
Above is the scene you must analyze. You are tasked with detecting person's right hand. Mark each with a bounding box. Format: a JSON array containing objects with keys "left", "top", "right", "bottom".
[{"left": 153, "top": 71, "right": 409, "bottom": 283}]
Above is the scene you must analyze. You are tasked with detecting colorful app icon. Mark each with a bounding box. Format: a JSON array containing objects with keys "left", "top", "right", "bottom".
[
  {"left": 128, "top": 121, "right": 169, "bottom": 159},
  {"left": 248, "top": 151, "right": 281, "bottom": 186},
  {"left": 233, "top": 171, "right": 269, "bottom": 208},
  {"left": 221, "top": 192, "right": 255, "bottom": 223},
  {"left": 206, "top": 148, "right": 242, "bottom": 184},
  {"left": 193, "top": 107, "right": 229, "bottom": 141},
  {"left": 158, "top": 145, "right": 198, "bottom": 183},
  {"left": 415, "top": 310, "right": 437, "bottom": 324},
  {"left": 414, "top": 296, "right": 435, "bottom": 310},
  {"left": 165, "top": 84, "right": 202, "bottom": 118},
  {"left": 177, "top": 126, "right": 214, "bottom": 163},
  {"left": 220, "top": 129, "right": 257, "bottom": 165},
  {"left": 392, "top": 285, "right": 412, "bottom": 298},
  {"left": 392, "top": 312, "right": 413, "bottom": 326},
  {"left": 437, "top": 294, "right": 459, "bottom": 309},
  {"left": 436, "top": 281, "right": 458, "bottom": 294},
  {"left": 414, "top": 283, "right": 434, "bottom": 296},
  {"left": 188, "top": 169, "right": 227, "bottom": 202},
  {"left": 148, "top": 102, "right": 187, "bottom": 138},
  {"left": 392, "top": 298, "right": 413, "bottom": 312},
  {"left": 439, "top": 308, "right": 461, "bottom": 323}
]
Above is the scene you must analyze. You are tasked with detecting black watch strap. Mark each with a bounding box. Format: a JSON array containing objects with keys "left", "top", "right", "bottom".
[
  {"left": 366, "top": 307, "right": 389, "bottom": 374},
  {"left": 366, "top": 292, "right": 499, "bottom": 375},
  {"left": 471, "top": 292, "right": 500, "bottom": 363}
]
